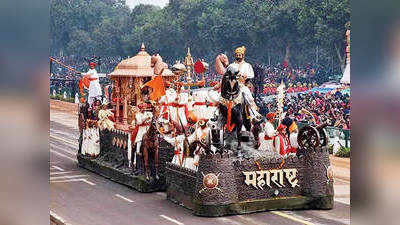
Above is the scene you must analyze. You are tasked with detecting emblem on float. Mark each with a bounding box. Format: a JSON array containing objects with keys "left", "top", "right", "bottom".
[{"left": 199, "top": 172, "right": 222, "bottom": 193}]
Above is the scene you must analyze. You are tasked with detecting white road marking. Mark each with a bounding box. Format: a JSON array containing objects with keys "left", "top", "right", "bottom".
[
  {"left": 50, "top": 150, "right": 77, "bottom": 162},
  {"left": 50, "top": 171, "right": 74, "bottom": 176},
  {"left": 50, "top": 210, "right": 71, "bottom": 225},
  {"left": 115, "top": 194, "right": 134, "bottom": 203},
  {"left": 156, "top": 192, "right": 167, "bottom": 197},
  {"left": 159, "top": 215, "right": 184, "bottom": 225},
  {"left": 50, "top": 178, "right": 96, "bottom": 186},
  {"left": 270, "top": 211, "right": 314, "bottom": 225},
  {"left": 50, "top": 143, "right": 76, "bottom": 155},
  {"left": 334, "top": 177, "right": 350, "bottom": 184},
  {"left": 81, "top": 179, "right": 96, "bottom": 186},
  {"left": 50, "top": 175, "right": 88, "bottom": 180},
  {"left": 50, "top": 134, "right": 77, "bottom": 146},
  {"left": 217, "top": 217, "right": 247, "bottom": 225},
  {"left": 51, "top": 165, "right": 65, "bottom": 171},
  {"left": 335, "top": 198, "right": 351, "bottom": 205},
  {"left": 237, "top": 215, "right": 267, "bottom": 225}
]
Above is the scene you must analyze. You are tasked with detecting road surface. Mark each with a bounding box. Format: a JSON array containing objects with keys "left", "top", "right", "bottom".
[{"left": 50, "top": 109, "right": 350, "bottom": 225}]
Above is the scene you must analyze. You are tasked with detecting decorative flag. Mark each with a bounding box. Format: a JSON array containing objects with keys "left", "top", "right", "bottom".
[
  {"left": 194, "top": 60, "right": 206, "bottom": 74},
  {"left": 144, "top": 75, "right": 166, "bottom": 101},
  {"left": 79, "top": 75, "right": 90, "bottom": 103}
]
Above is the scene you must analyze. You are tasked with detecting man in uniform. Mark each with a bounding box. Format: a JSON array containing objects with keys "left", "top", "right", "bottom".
[
  {"left": 229, "top": 46, "right": 254, "bottom": 84},
  {"left": 261, "top": 112, "right": 276, "bottom": 152},
  {"left": 84, "top": 59, "right": 102, "bottom": 105},
  {"left": 226, "top": 46, "right": 260, "bottom": 122},
  {"left": 274, "top": 124, "right": 289, "bottom": 156}
]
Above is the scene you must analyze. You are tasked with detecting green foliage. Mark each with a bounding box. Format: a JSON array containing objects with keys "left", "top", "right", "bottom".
[
  {"left": 50, "top": 0, "right": 349, "bottom": 69},
  {"left": 334, "top": 146, "right": 350, "bottom": 158}
]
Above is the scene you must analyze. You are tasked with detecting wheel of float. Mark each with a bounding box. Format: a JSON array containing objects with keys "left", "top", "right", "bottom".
[
  {"left": 297, "top": 126, "right": 320, "bottom": 149},
  {"left": 317, "top": 127, "right": 328, "bottom": 147}
]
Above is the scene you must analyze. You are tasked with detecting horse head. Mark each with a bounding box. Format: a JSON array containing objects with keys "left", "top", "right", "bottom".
[
  {"left": 151, "top": 54, "right": 167, "bottom": 75},
  {"left": 215, "top": 54, "right": 229, "bottom": 75},
  {"left": 221, "top": 64, "right": 240, "bottom": 100}
]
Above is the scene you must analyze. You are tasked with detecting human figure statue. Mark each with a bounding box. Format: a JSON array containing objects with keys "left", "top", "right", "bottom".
[
  {"left": 274, "top": 124, "right": 289, "bottom": 156},
  {"left": 230, "top": 46, "right": 254, "bottom": 83},
  {"left": 83, "top": 59, "right": 102, "bottom": 105},
  {"left": 288, "top": 121, "right": 299, "bottom": 154},
  {"left": 332, "top": 129, "right": 342, "bottom": 155},
  {"left": 261, "top": 112, "right": 276, "bottom": 152},
  {"left": 75, "top": 93, "right": 80, "bottom": 103},
  {"left": 215, "top": 45, "right": 254, "bottom": 86}
]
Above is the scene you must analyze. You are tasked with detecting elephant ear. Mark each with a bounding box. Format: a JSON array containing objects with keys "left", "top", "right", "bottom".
[{"left": 215, "top": 53, "right": 229, "bottom": 75}]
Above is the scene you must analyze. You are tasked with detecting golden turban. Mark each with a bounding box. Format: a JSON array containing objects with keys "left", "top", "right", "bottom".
[
  {"left": 289, "top": 122, "right": 298, "bottom": 133},
  {"left": 234, "top": 46, "right": 246, "bottom": 55}
]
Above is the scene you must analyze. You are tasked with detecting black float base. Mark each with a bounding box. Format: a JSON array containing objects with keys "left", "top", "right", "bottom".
[
  {"left": 77, "top": 154, "right": 166, "bottom": 192},
  {"left": 167, "top": 185, "right": 333, "bottom": 217},
  {"left": 191, "top": 196, "right": 334, "bottom": 217}
]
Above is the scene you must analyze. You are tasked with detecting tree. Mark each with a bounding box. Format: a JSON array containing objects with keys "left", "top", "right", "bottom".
[{"left": 50, "top": 0, "right": 350, "bottom": 71}]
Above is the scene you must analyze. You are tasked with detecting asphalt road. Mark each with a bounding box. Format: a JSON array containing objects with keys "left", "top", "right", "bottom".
[{"left": 50, "top": 111, "right": 350, "bottom": 225}]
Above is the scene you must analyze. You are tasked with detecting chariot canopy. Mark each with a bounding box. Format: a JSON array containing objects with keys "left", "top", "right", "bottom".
[
  {"left": 108, "top": 43, "right": 175, "bottom": 130},
  {"left": 109, "top": 43, "right": 173, "bottom": 78}
]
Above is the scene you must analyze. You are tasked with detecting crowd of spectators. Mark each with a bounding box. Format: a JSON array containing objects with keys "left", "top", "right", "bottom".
[
  {"left": 258, "top": 63, "right": 339, "bottom": 84},
  {"left": 50, "top": 56, "right": 349, "bottom": 130},
  {"left": 50, "top": 55, "right": 123, "bottom": 80},
  {"left": 50, "top": 55, "right": 120, "bottom": 97},
  {"left": 253, "top": 63, "right": 340, "bottom": 95},
  {"left": 262, "top": 90, "right": 350, "bottom": 129}
]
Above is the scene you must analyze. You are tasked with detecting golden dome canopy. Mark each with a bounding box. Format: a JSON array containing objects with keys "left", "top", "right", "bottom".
[{"left": 109, "top": 43, "right": 173, "bottom": 78}]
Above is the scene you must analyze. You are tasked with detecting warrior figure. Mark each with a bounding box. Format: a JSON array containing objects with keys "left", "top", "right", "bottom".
[
  {"left": 231, "top": 46, "right": 254, "bottom": 83},
  {"left": 288, "top": 123, "right": 298, "bottom": 154},
  {"left": 261, "top": 112, "right": 276, "bottom": 152},
  {"left": 83, "top": 59, "right": 102, "bottom": 105},
  {"left": 274, "top": 124, "right": 289, "bottom": 156},
  {"left": 131, "top": 103, "right": 153, "bottom": 171},
  {"left": 185, "top": 119, "right": 210, "bottom": 170}
]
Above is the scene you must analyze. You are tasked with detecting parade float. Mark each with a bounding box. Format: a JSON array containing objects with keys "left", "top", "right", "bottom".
[{"left": 76, "top": 44, "right": 334, "bottom": 216}]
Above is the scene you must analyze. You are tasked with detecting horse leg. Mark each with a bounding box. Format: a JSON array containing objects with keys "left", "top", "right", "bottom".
[
  {"left": 154, "top": 143, "right": 159, "bottom": 180},
  {"left": 143, "top": 144, "right": 150, "bottom": 180},
  {"left": 237, "top": 127, "right": 242, "bottom": 149},
  {"left": 252, "top": 123, "right": 262, "bottom": 149},
  {"left": 236, "top": 108, "right": 243, "bottom": 150}
]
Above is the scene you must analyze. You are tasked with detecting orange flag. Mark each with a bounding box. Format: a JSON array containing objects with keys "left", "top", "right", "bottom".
[
  {"left": 144, "top": 75, "right": 166, "bottom": 101},
  {"left": 79, "top": 75, "right": 91, "bottom": 103}
]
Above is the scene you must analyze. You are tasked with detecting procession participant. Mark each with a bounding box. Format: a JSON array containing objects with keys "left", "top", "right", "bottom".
[
  {"left": 261, "top": 112, "right": 276, "bottom": 152},
  {"left": 184, "top": 119, "right": 210, "bottom": 170},
  {"left": 287, "top": 121, "right": 299, "bottom": 154},
  {"left": 83, "top": 59, "right": 102, "bottom": 105},
  {"left": 131, "top": 101, "right": 153, "bottom": 170},
  {"left": 231, "top": 46, "right": 254, "bottom": 84},
  {"left": 163, "top": 133, "right": 186, "bottom": 166},
  {"left": 225, "top": 47, "right": 261, "bottom": 131},
  {"left": 274, "top": 124, "right": 289, "bottom": 156},
  {"left": 75, "top": 93, "right": 80, "bottom": 103},
  {"left": 97, "top": 104, "right": 115, "bottom": 131}
]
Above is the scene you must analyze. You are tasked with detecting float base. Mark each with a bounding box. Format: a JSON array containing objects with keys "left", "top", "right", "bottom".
[{"left": 77, "top": 154, "right": 166, "bottom": 192}]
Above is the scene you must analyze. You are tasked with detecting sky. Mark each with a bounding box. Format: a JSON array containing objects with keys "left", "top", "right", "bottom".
[{"left": 125, "top": 0, "right": 169, "bottom": 9}]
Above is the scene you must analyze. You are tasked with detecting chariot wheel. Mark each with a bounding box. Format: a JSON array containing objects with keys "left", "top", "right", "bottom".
[
  {"left": 297, "top": 126, "right": 320, "bottom": 149},
  {"left": 317, "top": 127, "right": 328, "bottom": 147}
]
